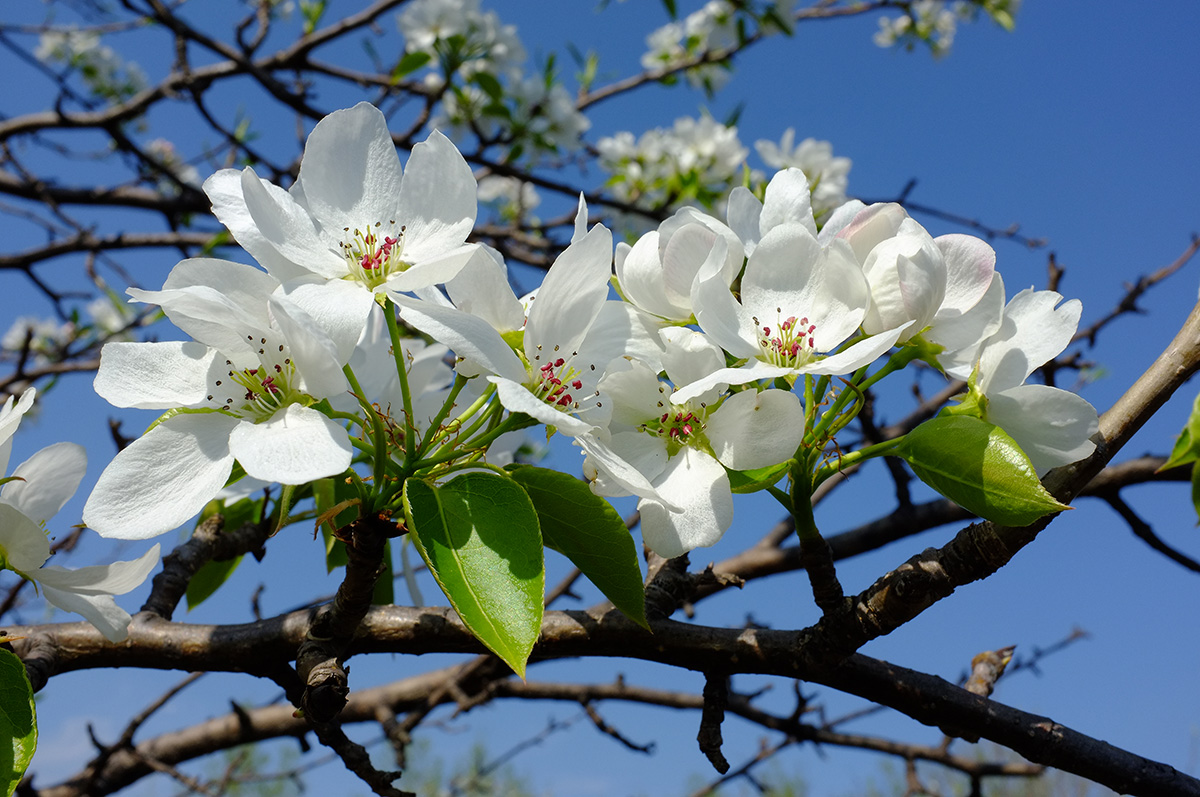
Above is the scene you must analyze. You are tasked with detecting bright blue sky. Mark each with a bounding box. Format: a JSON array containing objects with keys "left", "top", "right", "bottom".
[{"left": 3, "top": 2, "right": 1200, "bottom": 795}]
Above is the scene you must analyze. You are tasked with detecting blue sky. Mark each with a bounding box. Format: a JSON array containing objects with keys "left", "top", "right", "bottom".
[{"left": 3, "top": 2, "right": 1200, "bottom": 795}]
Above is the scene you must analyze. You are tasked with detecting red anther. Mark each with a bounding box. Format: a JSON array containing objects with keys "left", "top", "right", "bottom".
[
  {"left": 557, "top": 394, "right": 572, "bottom": 406},
  {"left": 762, "top": 326, "right": 771, "bottom": 335},
  {"left": 554, "top": 358, "right": 565, "bottom": 367},
  {"left": 682, "top": 424, "right": 693, "bottom": 435},
  {"left": 660, "top": 413, "right": 669, "bottom": 423},
  {"left": 668, "top": 428, "right": 680, "bottom": 438},
  {"left": 572, "top": 379, "right": 583, "bottom": 390},
  {"left": 248, "top": 368, "right": 258, "bottom": 375}
]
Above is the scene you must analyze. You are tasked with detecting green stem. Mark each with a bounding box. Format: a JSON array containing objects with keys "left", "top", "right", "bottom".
[
  {"left": 343, "top": 364, "right": 387, "bottom": 511},
  {"left": 384, "top": 297, "right": 419, "bottom": 467},
  {"left": 812, "top": 436, "right": 904, "bottom": 491},
  {"left": 415, "top": 373, "right": 470, "bottom": 460}
]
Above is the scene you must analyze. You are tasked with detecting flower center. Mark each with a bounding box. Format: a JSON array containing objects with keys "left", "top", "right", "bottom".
[
  {"left": 339, "top": 220, "right": 407, "bottom": 289},
  {"left": 206, "top": 333, "right": 301, "bottom": 422},
  {"left": 528, "top": 348, "right": 602, "bottom": 414},
  {"left": 640, "top": 382, "right": 707, "bottom": 453},
  {"left": 754, "top": 309, "right": 818, "bottom": 369}
]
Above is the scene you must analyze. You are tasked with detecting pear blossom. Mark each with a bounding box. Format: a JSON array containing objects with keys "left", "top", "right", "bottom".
[
  {"left": 953, "top": 286, "right": 1098, "bottom": 474},
  {"left": 673, "top": 225, "right": 910, "bottom": 403},
  {"left": 615, "top": 206, "right": 744, "bottom": 325},
  {"left": 0, "top": 390, "right": 159, "bottom": 642},
  {"left": 727, "top": 167, "right": 818, "bottom": 258},
  {"left": 819, "top": 201, "right": 999, "bottom": 351},
  {"left": 585, "top": 330, "right": 804, "bottom": 557},
  {"left": 204, "top": 102, "right": 480, "bottom": 356},
  {"left": 397, "top": 223, "right": 624, "bottom": 436},
  {"left": 83, "top": 259, "right": 353, "bottom": 540}
]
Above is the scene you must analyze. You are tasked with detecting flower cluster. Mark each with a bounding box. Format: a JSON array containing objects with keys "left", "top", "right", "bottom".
[
  {"left": 82, "top": 103, "right": 1098, "bottom": 571},
  {"left": 35, "top": 28, "right": 147, "bottom": 103}
]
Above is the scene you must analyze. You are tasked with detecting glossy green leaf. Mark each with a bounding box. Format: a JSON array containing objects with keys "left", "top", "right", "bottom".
[
  {"left": 897, "top": 415, "right": 1069, "bottom": 527},
  {"left": 1162, "top": 393, "right": 1200, "bottom": 471},
  {"left": 391, "top": 51, "right": 431, "bottom": 82},
  {"left": 508, "top": 465, "right": 647, "bottom": 629},
  {"left": 726, "top": 460, "right": 791, "bottom": 494},
  {"left": 0, "top": 648, "right": 35, "bottom": 797},
  {"left": 403, "top": 473, "right": 544, "bottom": 677}
]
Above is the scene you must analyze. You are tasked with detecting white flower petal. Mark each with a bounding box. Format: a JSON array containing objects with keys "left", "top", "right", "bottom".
[
  {"left": 759, "top": 168, "right": 817, "bottom": 238},
  {"left": 639, "top": 448, "right": 733, "bottom": 558},
  {"left": 127, "top": 283, "right": 267, "bottom": 360},
  {"left": 93, "top": 341, "right": 215, "bottom": 410},
  {"left": 574, "top": 433, "right": 677, "bottom": 508},
  {"left": 443, "top": 245, "right": 525, "bottom": 333},
  {"left": 0, "top": 389, "right": 37, "bottom": 472},
  {"left": 726, "top": 186, "right": 763, "bottom": 255},
  {"left": 978, "top": 288, "right": 1081, "bottom": 394},
  {"left": 229, "top": 404, "right": 352, "bottom": 484},
  {"left": 707, "top": 389, "right": 804, "bottom": 471},
  {"left": 803, "top": 325, "right": 909, "bottom": 377},
  {"left": 83, "top": 413, "right": 240, "bottom": 540},
  {"left": 35, "top": 543, "right": 160, "bottom": 596},
  {"left": 278, "top": 277, "right": 377, "bottom": 364},
  {"left": 39, "top": 586, "right": 131, "bottom": 643},
  {"left": 524, "top": 224, "right": 613, "bottom": 360},
  {"left": 2, "top": 442, "right": 86, "bottom": 524},
  {"left": 987, "top": 385, "right": 1098, "bottom": 475},
  {"left": 395, "top": 297, "right": 526, "bottom": 382},
  {"left": 268, "top": 293, "right": 348, "bottom": 400},
  {"left": 660, "top": 327, "right": 726, "bottom": 391},
  {"left": 384, "top": 243, "right": 479, "bottom": 293},
  {"left": 617, "top": 231, "right": 685, "bottom": 320},
  {"left": 0, "top": 504, "right": 50, "bottom": 572},
  {"left": 204, "top": 170, "right": 311, "bottom": 281},
  {"left": 395, "top": 130, "right": 478, "bottom": 262},
  {"left": 160, "top": 258, "right": 281, "bottom": 318},
  {"left": 935, "top": 234, "right": 996, "bottom": 317},
  {"left": 294, "top": 102, "right": 405, "bottom": 234},
  {"left": 935, "top": 272, "right": 1006, "bottom": 379},
  {"left": 490, "top": 377, "right": 599, "bottom": 437},
  {"left": 241, "top": 167, "right": 345, "bottom": 278}
]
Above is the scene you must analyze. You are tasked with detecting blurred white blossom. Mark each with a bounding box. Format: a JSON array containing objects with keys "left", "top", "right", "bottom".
[
  {"left": 36, "top": 29, "right": 147, "bottom": 101},
  {"left": 144, "top": 139, "right": 202, "bottom": 195},
  {"left": 754, "top": 129, "right": 850, "bottom": 219},
  {"left": 2, "top": 317, "right": 73, "bottom": 364}
]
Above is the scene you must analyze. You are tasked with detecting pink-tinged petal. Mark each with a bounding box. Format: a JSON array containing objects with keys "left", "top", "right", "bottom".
[
  {"left": 707, "top": 389, "right": 804, "bottom": 471},
  {"left": 574, "top": 432, "right": 677, "bottom": 508},
  {"left": 35, "top": 543, "right": 160, "bottom": 596},
  {"left": 204, "top": 170, "right": 310, "bottom": 281},
  {"left": 0, "top": 504, "right": 50, "bottom": 572},
  {"left": 489, "top": 377, "right": 599, "bottom": 437},
  {"left": 83, "top": 413, "right": 240, "bottom": 540},
  {"left": 2, "top": 442, "right": 86, "bottom": 524},
  {"left": 834, "top": 202, "right": 908, "bottom": 264},
  {"left": 978, "top": 288, "right": 1081, "bottom": 394},
  {"left": 988, "top": 384, "right": 1099, "bottom": 475},
  {"left": 268, "top": 294, "right": 348, "bottom": 400},
  {"left": 94, "top": 341, "right": 216, "bottom": 410},
  {"left": 934, "top": 272, "right": 1006, "bottom": 380},
  {"left": 385, "top": 243, "right": 479, "bottom": 293},
  {"left": 240, "top": 167, "right": 345, "bottom": 279},
  {"left": 803, "top": 324, "right": 909, "bottom": 377},
  {"left": 936, "top": 234, "right": 996, "bottom": 317},
  {"left": 294, "top": 102, "right": 404, "bottom": 233},
  {"left": 639, "top": 448, "right": 733, "bottom": 558},
  {"left": 395, "top": 297, "right": 525, "bottom": 382},
  {"left": 229, "top": 404, "right": 352, "bottom": 484},
  {"left": 395, "top": 130, "right": 477, "bottom": 262},
  {"left": 279, "top": 277, "right": 377, "bottom": 364},
  {"left": 759, "top": 168, "right": 816, "bottom": 238},
  {"left": 524, "top": 224, "right": 613, "bottom": 359},
  {"left": 815, "top": 200, "right": 865, "bottom": 246}
]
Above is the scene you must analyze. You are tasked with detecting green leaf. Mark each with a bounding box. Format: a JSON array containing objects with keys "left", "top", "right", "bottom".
[
  {"left": 471, "top": 71, "right": 503, "bottom": 100},
  {"left": 0, "top": 648, "right": 35, "bottom": 796},
  {"left": 1162, "top": 393, "right": 1200, "bottom": 470},
  {"left": 403, "top": 473, "right": 544, "bottom": 677},
  {"left": 727, "top": 461, "right": 790, "bottom": 495},
  {"left": 507, "top": 465, "right": 647, "bottom": 629},
  {"left": 391, "top": 51, "right": 432, "bottom": 82},
  {"left": 896, "top": 415, "right": 1069, "bottom": 527}
]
